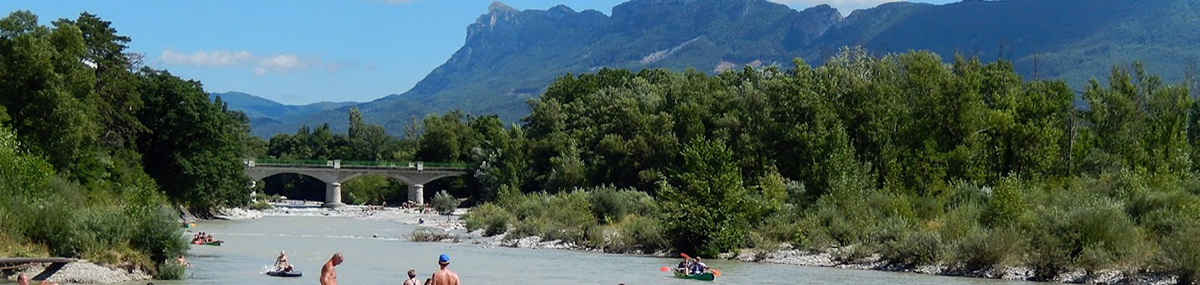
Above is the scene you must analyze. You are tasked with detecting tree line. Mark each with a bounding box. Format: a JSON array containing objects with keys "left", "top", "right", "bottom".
[
  {"left": 452, "top": 48, "right": 1200, "bottom": 282},
  {"left": 0, "top": 11, "right": 253, "bottom": 277}
]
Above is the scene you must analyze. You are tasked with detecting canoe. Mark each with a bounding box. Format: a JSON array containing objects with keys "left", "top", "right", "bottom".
[
  {"left": 195, "top": 241, "right": 223, "bottom": 246},
  {"left": 673, "top": 271, "right": 715, "bottom": 281},
  {"left": 266, "top": 270, "right": 303, "bottom": 277}
]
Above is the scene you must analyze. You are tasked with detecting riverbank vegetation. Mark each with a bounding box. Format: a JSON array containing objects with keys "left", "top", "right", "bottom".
[
  {"left": 227, "top": 16, "right": 1200, "bottom": 283},
  {"left": 454, "top": 48, "right": 1200, "bottom": 282},
  {"left": 0, "top": 11, "right": 254, "bottom": 278}
]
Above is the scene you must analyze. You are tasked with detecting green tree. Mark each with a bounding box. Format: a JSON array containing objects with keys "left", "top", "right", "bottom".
[
  {"left": 432, "top": 190, "right": 459, "bottom": 220},
  {"left": 658, "top": 139, "right": 751, "bottom": 257},
  {"left": 136, "top": 69, "right": 250, "bottom": 209}
]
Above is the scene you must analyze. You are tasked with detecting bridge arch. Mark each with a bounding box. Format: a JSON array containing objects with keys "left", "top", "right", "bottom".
[{"left": 244, "top": 159, "right": 470, "bottom": 207}]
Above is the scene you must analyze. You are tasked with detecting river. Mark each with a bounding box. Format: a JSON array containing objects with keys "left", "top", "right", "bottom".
[{"left": 111, "top": 215, "right": 1038, "bottom": 285}]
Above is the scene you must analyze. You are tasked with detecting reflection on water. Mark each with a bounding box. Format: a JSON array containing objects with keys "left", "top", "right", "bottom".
[{"left": 109, "top": 216, "right": 1038, "bottom": 285}]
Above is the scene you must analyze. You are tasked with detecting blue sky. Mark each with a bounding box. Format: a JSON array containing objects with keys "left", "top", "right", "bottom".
[{"left": 1, "top": 0, "right": 954, "bottom": 105}]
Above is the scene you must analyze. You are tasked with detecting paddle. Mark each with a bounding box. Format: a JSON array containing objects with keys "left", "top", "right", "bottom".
[
  {"left": 712, "top": 269, "right": 721, "bottom": 277},
  {"left": 660, "top": 266, "right": 670, "bottom": 272}
]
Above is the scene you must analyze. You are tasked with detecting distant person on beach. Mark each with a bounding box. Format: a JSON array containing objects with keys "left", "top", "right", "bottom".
[
  {"left": 403, "top": 269, "right": 420, "bottom": 285},
  {"left": 320, "top": 253, "right": 344, "bottom": 285},
  {"left": 430, "top": 254, "right": 459, "bottom": 285}
]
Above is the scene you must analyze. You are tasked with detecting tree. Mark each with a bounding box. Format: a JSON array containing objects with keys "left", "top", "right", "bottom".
[
  {"left": 136, "top": 69, "right": 250, "bottom": 209},
  {"left": 658, "top": 139, "right": 751, "bottom": 257},
  {"left": 432, "top": 190, "right": 459, "bottom": 220}
]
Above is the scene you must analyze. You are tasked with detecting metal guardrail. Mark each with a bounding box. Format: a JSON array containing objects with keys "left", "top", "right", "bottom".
[{"left": 249, "top": 158, "right": 471, "bottom": 170}]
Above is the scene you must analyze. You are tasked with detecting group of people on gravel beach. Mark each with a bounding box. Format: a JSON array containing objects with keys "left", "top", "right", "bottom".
[{"left": 319, "top": 252, "right": 460, "bottom": 285}]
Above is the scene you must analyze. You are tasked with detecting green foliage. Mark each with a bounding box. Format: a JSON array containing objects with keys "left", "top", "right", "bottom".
[
  {"left": 588, "top": 186, "right": 655, "bottom": 224},
  {"left": 882, "top": 229, "right": 942, "bottom": 267},
  {"left": 341, "top": 175, "right": 402, "bottom": 205},
  {"left": 137, "top": 69, "right": 251, "bottom": 209},
  {"left": 659, "top": 139, "right": 752, "bottom": 257},
  {"left": 432, "top": 190, "right": 459, "bottom": 216},
  {"left": 463, "top": 203, "right": 514, "bottom": 237},
  {"left": 950, "top": 227, "right": 1025, "bottom": 271},
  {"left": 155, "top": 262, "right": 186, "bottom": 280},
  {"left": 1160, "top": 222, "right": 1200, "bottom": 285}
]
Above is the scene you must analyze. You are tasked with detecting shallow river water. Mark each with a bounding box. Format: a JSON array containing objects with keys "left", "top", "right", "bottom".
[{"left": 104, "top": 216, "right": 1038, "bottom": 285}]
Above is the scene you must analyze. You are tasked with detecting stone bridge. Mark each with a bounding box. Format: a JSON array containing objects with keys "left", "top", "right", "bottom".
[{"left": 244, "top": 159, "right": 469, "bottom": 207}]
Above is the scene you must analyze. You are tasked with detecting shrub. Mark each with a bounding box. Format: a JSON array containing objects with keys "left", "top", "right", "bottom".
[
  {"left": 615, "top": 214, "right": 668, "bottom": 252},
  {"left": 432, "top": 190, "right": 459, "bottom": 217},
  {"left": 882, "top": 228, "right": 942, "bottom": 267},
  {"left": 1159, "top": 222, "right": 1200, "bottom": 285},
  {"left": 588, "top": 186, "right": 654, "bottom": 224},
  {"left": 1025, "top": 191, "right": 1144, "bottom": 279},
  {"left": 982, "top": 178, "right": 1027, "bottom": 227},
  {"left": 951, "top": 227, "right": 1024, "bottom": 271},
  {"left": 248, "top": 200, "right": 274, "bottom": 210},
  {"left": 409, "top": 227, "right": 455, "bottom": 242},
  {"left": 128, "top": 205, "right": 189, "bottom": 266},
  {"left": 155, "top": 262, "right": 186, "bottom": 280},
  {"left": 463, "top": 203, "right": 513, "bottom": 236}
]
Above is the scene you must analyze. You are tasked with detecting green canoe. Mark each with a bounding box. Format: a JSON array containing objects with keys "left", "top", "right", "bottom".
[
  {"left": 196, "top": 241, "right": 222, "bottom": 246},
  {"left": 673, "top": 271, "right": 715, "bottom": 281}
]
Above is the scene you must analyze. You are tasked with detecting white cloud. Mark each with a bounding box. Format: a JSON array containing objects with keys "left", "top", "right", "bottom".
[
  {"left": 159, "top": 49, "right": 353, "bottom": 75},
  {"left": 770, "top": 0, "right": 905, "bottom": 14},
  {"left": 160, "top": 49, "right": 255, "bottom": 66},
  {"left": 255, "top": 54, "right": 309, "bottom": 75}
]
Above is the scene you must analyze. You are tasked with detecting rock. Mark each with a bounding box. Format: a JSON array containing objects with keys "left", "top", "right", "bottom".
[{"left": 12, "top": 261, "right": 151, "bottom": 284}]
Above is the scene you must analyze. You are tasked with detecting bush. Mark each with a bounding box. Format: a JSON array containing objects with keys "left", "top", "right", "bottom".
[
  {"left": 883, "top": 230, "right": 942, "bottom": 266},
  {"left": 248, "top": 200, "right": 274, "bottom": 210},
  {"left": 155, "top": 262, "right": 186, "bottom": 280},
  {"left": 128, "top": 205, "right": 189, "bottom": 266},
  {"left": 588, "top": 186, "right": 654, "bottom": 224},
  {"left": 432, "top": 190, "right": 459, "bottom": 217},
  {"left": 1159, "top": 222, "right": 1200, "bottom": 285},
  {"left": 614, "top": 214, "right": 668, "bottom": 252},
  {"left": 409, "top": 227, "right": 456, "bottom": 242},
  {"left": 1025, "top": 191, "right": 1144, "bottom": 280},
  {"left": 463, "top": 203, "right": 513, "bottom": 236},
  {"left": 951, "top": 227, "right": 1024, "bottom": 271}
]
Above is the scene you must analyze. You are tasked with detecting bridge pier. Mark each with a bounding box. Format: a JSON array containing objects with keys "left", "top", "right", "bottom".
[
  {"left": 409, "top": 184, "right": 424, "bottom": 205},
  {"left": 325, "top": 182, "right": 344, "bottom": 208}
]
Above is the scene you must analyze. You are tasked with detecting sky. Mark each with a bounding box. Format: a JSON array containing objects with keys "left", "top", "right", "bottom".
[{"left": 1, "top": 0, "right": 954, "bottom": 105}]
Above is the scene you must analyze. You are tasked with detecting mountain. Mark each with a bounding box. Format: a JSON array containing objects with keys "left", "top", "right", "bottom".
[
  {"left": 253, "top": 0, "right": 1200, "bottom": 136},
  {"left": 209, "top": 92, "right": 356, "bottom": 137}
]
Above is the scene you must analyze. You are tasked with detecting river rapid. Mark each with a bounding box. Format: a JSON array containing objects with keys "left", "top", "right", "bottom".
[{"left": 112, "top": 215, "right": 1038, "bottom": 285}]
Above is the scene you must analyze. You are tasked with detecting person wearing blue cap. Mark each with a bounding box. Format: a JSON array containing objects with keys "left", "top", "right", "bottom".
[{"left": 430, "top": 253, "right": 459, "bottom": 285}]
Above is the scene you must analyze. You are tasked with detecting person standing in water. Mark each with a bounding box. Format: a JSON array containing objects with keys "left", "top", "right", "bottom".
[
  {"left": 430, "top": 254, "right": 459, "bottom": 285},
  {"left": 403, "top": 269, "right": 420, "bottom": 285},
  {"left": 320, "top": 253, "right": 343, "bottom": 285},
  {"left": 17, "top": 274, "right": 28, "bottom": 285}
]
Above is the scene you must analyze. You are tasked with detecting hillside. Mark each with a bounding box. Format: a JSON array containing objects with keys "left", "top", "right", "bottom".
[{"left": 251, "top": 0, "right": 1200, "bottom": 136}]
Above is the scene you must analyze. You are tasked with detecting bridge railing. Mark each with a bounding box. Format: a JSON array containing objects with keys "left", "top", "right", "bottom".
[{"left": 250, "top": 158, "right": 471, "bottom": 170}]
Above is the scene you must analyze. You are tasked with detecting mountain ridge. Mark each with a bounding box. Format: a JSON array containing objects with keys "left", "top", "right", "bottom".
[{"left": 231, "top": 0, "right": 1200, "bottom": 137}]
